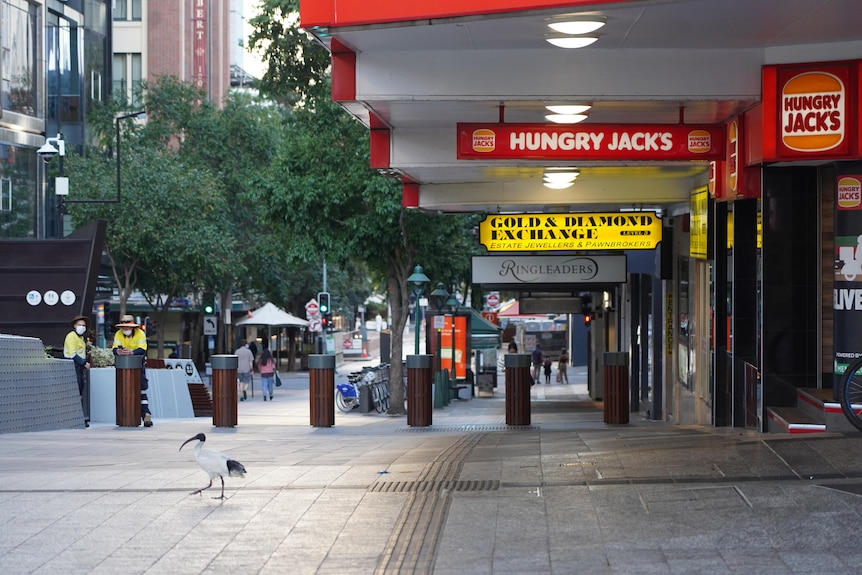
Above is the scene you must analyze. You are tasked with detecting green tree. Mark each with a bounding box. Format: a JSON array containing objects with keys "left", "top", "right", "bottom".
[
  {"left": 66, "top": 87, "right": 237, "bottom": 358},
  {"left": 249, "top": 3, "right": 481, "bottom": 413}
]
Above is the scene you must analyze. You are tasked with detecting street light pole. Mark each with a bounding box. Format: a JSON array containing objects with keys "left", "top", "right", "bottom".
[{"left": 406, "top": 265, "right": 430, "bottom": 355}]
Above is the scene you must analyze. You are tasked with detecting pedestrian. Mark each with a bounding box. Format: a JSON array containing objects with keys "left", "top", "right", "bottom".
[
  {"left": 235, "top": 339, "right": 254, "bottom": 401},
  {"left": 112, "top": 314, "right": 153, "bottom": 427},
  {"left": 531, "top": 344, "right": 543, "bottom": 380},
  {"left": 258, "top": 342, "right": 275, "bottom": 401},
  {"left": 558, "top": 348, "right": 569, "bottom": 384},
  {"left": 64, "top": 314, "right": 92, "bottom": 425},
  {"left": 543, "top": 354, "right": 552, "bottom": 384},
  {"left": 508, "top": 341, "right": 518, "bottom": 353}
]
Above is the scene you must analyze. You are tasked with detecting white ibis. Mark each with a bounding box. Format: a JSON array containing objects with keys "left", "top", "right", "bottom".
[{"left": 179, "top": 433, "right": 247, "bottom": 499}]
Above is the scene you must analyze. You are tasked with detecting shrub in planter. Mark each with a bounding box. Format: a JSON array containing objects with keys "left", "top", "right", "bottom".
[{"left": 90, "top": 347, "right": 115, "bottom": 368}]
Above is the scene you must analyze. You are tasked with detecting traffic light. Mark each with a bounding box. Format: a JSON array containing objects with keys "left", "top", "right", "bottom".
[
  {"left": 317, "top": 292, "right": 330, "bottom": 315},
  {"left": 203, "top": 292, "right": 215, "bottom": 314},
  {"left": 583, "top": 313, "right": 592, "bottom": 327}
]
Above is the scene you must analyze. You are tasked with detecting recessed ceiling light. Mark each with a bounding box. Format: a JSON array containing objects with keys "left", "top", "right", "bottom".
[
  {"left": 544, "top": 171, "right": 580, "bottom": 183},
  {"left": 543, "top": 181, "right": 575, "bottom": 190},
  {"left": 545, "top": 105, "right": 591, "bottom": 115},
  {"left": 545, "top": 114, "right": 589, "bottom": 124},
  {"left": 545, "top": 36, "right": 599, "bottom": 49},
  {"left": 547, "top": 20, "right": 605, "bottom": 35}
]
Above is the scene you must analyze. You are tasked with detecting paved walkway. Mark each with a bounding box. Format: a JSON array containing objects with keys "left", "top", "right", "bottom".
[{"left": 3, "top": 366, "right": 862, "bottom": 574}]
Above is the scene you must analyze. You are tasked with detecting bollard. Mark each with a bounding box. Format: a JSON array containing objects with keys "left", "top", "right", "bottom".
[
  {"left": 212, "top": 355, "right": 238, "bottom": 428},
  {"left": 407, "top": 355, "right": 433, "bottom": 427},
  {"left": 505, "top": 353, "right": 532, "bottom": 426},
  {"left": 603, "top": 352, "right": 630, "bottom": 425},
  {"left": 309, "top": 355, "right": 335, "bottom": 427},
  {"left": 115, "top": 354, "right": 142, "bottom": 427}
]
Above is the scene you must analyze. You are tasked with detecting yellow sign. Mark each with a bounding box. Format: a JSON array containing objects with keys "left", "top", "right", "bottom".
[
  {"left": 690, "top": 186, "right": 709, "bottom": 259},
  {"left": 479, "top": 212, "right": 662, "bottom": 251}
]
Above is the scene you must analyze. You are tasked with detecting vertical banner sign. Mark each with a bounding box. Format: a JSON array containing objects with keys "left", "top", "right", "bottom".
[
  {"left": 439, "top": 315, "right": 468, "bottom": 379},
  {"left": 689, "top": 186, "right": 709, "bottom": 259},
  {"left": 833, "top": 165, "right": 862, "bottom": 387},
  {"left": 193, "top": 0, "right": 208, "bottom": 90}
]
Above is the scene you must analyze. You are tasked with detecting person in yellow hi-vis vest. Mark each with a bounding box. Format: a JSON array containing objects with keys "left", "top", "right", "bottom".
[{"left": 112, "top": 314, "right": 153, "bottom": 427}]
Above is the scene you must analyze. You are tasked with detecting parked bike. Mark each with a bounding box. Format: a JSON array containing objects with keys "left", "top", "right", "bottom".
[
  {"left": 335, "top": 364, "right": 391, "bottom": 413},
  {"left": 839, "top": 355, "right": 862, "bottom": 431}
]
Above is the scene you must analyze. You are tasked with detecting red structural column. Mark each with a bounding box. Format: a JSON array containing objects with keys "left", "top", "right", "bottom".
[
  {"left": 309, "top": 355, "right": 335, "bottom": 427},
  {"left": 505, "top": 353, "right": 531, "bottom": 426},
  {"left": 603, "top": 352, "right": 630, "bottom": 425},
  {"left": 211, "top": 355, "right": 238, "bottom": 428},
  {"left": 115, "top": 354, "right": 142, "bottom": 427},
  {"left": 407, "top": 354, "right": 433, "bottom": 427}
]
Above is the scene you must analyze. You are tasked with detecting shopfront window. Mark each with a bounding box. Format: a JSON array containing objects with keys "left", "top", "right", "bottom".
[
  {"left": 0, "top": 143, "right": 38, "bottom": 238},
  {"left": 1, "top": 0, "right": 38, "bottom": 116}
]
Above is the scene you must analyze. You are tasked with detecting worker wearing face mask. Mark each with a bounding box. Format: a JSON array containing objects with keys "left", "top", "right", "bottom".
[
  {"left": 112, "top": 314, "right": 153, "bottom": 427},
  {"left": 64, "top": 315, "right": 92, "bottom": 425}
]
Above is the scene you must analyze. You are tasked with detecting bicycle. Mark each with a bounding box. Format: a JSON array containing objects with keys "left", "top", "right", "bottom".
[{"left": 838, "top": 355, "right": 862, "bottom": 431}]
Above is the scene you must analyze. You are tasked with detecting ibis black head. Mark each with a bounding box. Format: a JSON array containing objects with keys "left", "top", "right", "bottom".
[{"left": 179, "top": 432, "right": 207, "bottom": 452}]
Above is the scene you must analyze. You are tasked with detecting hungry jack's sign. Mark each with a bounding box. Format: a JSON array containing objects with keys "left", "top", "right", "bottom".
[{"left": 457, "top": 123, "right": 725, "bottom": 161}]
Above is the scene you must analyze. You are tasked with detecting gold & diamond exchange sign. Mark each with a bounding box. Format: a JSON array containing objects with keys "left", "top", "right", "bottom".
[{"left": 478, "top": 212, "right": 662, "bottom": 251}]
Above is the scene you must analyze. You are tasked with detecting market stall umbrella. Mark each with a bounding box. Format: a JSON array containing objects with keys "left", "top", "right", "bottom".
[
  {"left": 235, "top": 302, "right": 309, "bottom": 328},
  {"left": 235, "top": 303, "right": 309, "bottom": 371}
]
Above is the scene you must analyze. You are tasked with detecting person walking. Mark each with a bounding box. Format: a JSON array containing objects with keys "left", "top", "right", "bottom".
[
  {"left": 64, "top": 314, "right": 92, "bottom": 425},
  {"left": 235, "top": 339, "right": 254, "bottom": 401},
  {"left": 258, "top": 343, "right": 275, "bottom": 401},
  {"left": 531, "top": 344, "right": 543, "bottom": 381},
  {"left": 558, "top": 348, "right": 569, "bottom": 384},
  {"left": 112, "top": 314, "right": 153, "bottom": 427}
]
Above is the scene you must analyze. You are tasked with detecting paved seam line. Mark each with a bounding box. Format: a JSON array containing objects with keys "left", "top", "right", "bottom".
[{"left": 375, "top": 434, "right": 485, "bottom": 575}]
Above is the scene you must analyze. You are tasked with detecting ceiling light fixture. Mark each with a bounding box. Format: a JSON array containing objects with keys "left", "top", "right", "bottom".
[
  {"left": 543, "top": 171, "right": 580, "bottom": 184},
  {"left": 547, "top": 20, "right": 605, "bottom": 35},
  {"left": 545, "top": 113, "right": 589, "bottom": 124},
  {"left": 545, "top": 104, "right": 591, "bottom": 115},
  {"left": 543, "top": 181, "right": 575, "bottom": 190},
  {"left": 545, "top": 35, "right": 599, "bottom": 49}
]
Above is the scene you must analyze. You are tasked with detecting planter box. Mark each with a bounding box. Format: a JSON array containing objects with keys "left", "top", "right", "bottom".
[{"left": 89, "top": 367, "right": 195, "bottom": 424}]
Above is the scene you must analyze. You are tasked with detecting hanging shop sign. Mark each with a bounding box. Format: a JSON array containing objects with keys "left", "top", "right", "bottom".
[
  {"left": 457, "top": 123, "right": 725, "bottom": 161},
  {"left": 478, "top": 212, "right": 662, "bottom": 251},
  {"left": 472, "top": 254, "right": 627, "bottom": 285},
  {"left": 762, "top": 61, "right": 859, "bottom": 161}
]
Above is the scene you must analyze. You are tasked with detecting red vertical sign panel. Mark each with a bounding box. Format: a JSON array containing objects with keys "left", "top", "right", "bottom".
[{"left": 193, "top": 0, "right": 208, "bottom": 91}]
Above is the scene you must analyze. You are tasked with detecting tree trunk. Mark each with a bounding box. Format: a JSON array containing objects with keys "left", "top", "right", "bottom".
[{"left": 385, "top": 259, "right": 413, "bottom": 416}]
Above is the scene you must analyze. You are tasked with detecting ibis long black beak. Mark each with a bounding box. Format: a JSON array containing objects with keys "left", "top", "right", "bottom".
[{"left": 179, "top": 433, "right": 206, "bottom": 452}]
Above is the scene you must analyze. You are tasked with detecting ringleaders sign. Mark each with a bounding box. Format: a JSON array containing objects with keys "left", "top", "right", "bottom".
[
  {"left": 472, "top": 255, "right": 627, "bottom": 285},
  {"left": 457, "top": 123, "right": 725, "bottom": 161},
  {"left": 478, "top": 212, "right": 662, "bottom": 251}
]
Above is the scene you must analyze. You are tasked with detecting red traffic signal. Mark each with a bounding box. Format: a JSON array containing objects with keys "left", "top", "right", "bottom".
[{"left": 583, "top": 314, "right": 592, "bottom": 327}]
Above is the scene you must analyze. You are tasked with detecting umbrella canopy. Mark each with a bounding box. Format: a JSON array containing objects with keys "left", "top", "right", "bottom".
[{"left": 235, "top": 302, "right": 308, "bottom": 327}]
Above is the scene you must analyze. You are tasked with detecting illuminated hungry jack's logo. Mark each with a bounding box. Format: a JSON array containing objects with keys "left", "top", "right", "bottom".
[{"left": 781, "top": 71, "right": 845, "bottom": 152}]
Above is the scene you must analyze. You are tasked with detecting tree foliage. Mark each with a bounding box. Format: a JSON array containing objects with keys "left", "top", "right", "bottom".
[{"left": 248, "top": 2, "right": 482, "bottom": 414}]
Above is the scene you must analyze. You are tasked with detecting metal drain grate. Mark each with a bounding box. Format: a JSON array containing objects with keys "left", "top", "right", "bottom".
[
  {"left": 370, "top": 479, "right": 500, "bottom": 493},
  {"left": 397, "top": 424, "right": 537, "bottom": 433}
]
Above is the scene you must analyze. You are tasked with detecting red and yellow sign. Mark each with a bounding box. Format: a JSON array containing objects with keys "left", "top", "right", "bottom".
[
  {"left": 457, "top": 123, "right": 725, "bottom": 161},
  {"left": 762, "top": 62, "right": 857, "bottom": 160},
  {"left": 838, "top": 176, "right": 862, "bottom": 211}
]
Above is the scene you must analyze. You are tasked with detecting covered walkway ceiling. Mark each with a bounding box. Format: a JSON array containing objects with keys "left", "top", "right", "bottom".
[{"left": 301, "top": 0, "right": 862, "bottom": 214}]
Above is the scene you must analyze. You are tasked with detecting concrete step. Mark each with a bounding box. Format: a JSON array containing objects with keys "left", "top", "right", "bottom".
[
  {"left": 766, "top": 406, "right": 825, "bottom": 434},
  {"left": 796, "top": 388, "right": 859, "bottom": 433}
]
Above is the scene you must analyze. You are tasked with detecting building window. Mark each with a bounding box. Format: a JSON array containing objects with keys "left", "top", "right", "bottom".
[
  {"left": 113, "top": 53, "right": 142, "bottom": 106},
  {"left": 1, "top": 0, "right": 38, "bottom": 116},
  {"left": 113, "top": 0, "right": 142, "bottom": 21}
]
